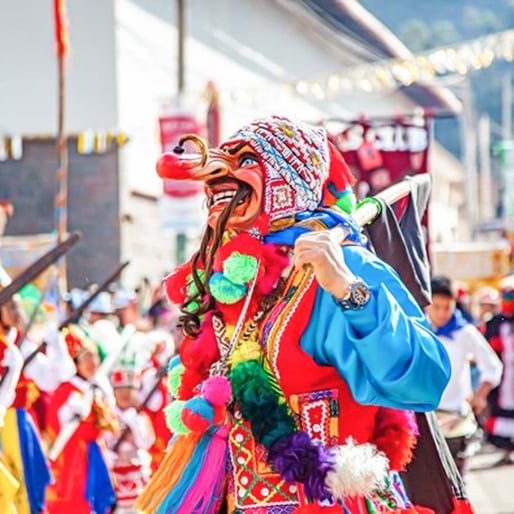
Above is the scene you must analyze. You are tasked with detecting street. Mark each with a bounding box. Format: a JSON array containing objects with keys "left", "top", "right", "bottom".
[{"left": 467, "top": 445, "right": 514, "bottom": 514}]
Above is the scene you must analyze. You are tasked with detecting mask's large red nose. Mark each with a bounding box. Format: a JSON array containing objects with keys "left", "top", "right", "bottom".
[
  {"left": 156, "top": 151, "right": 205, "bottom": 181},
  {"left": 156, "top": 134, "right": 210, "bottom": 181}
]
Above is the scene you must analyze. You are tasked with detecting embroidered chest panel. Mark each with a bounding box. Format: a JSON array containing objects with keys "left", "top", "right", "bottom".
[
  {"left": 228, "top": 387, "right": 340, "bottom": 512},
  {"left": 289, "top": 389, "right": 340, "bottom": 447},
  {"left": 228, "top": 408, "right": 299, "bottom": 513}
]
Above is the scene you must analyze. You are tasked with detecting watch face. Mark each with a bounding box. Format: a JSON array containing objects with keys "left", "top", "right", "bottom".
[
  {"left": 334, "top": 281, "right": 370, "bottom": 310},
  {"left": 352, "top": 283, "right": 370, "bottom": 306}
]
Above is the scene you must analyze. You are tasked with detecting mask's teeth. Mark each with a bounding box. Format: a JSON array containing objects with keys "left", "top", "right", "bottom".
[{"left": 211, "top": 190, "right": 237, "bottom": 206}]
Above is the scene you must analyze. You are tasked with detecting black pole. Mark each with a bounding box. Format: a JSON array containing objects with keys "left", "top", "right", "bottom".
[{"left": 176, "top": 0, "right": 187, "bottom": 265}]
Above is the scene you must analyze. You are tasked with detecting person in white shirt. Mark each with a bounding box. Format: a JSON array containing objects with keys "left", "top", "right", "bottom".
[{"left": 426, "top": 276, "right": 503, "bottom": 474}]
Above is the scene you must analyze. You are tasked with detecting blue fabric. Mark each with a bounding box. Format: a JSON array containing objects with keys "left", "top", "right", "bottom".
[
  {"left": 16, "top": 408, "right": 52, "bottom": 514},
  {"left": 435, "top": 309, "right": 468, "bottom": 340},
  {"left": 327, "top": 183, "right": 351, "bottom": 197},
  {"left": 168, "top": 354, "right": 181, "bottom": 372},
  {"left": 264, "top": 208, "right": 365, "bottom": 246},
  {"left": 85, "top": 441, "right": 116, "bottom": 514},
  {"left": 300, "top": 245, "right": 451, "bottom": 412}
]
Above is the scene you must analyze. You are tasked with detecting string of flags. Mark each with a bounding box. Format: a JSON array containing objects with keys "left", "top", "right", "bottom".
[
  {"left": 0, "top": 130, "right": 129, "bottom": 161},
  {"left": 76, "top": 130, "right": 129, "bottom": 155},
  {"left": 292, "top": 29, "right": 514, "bottom": 100}
]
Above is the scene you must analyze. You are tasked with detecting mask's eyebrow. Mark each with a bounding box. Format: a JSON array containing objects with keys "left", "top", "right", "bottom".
[{"left": 225, "top": 142, "right": 247, "bottom": 155}]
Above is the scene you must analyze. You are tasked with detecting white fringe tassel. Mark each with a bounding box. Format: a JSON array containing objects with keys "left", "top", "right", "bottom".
[{"left": 325, "top": 438, "right": 389, "bottom": 499}]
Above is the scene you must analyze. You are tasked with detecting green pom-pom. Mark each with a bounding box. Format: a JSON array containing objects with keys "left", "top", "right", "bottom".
[
  {"left": 167, "top": 364, "right": 185, "bottom": 397},
  {"left": 183, "top": 300, "right": 200, "bottom": 313},
  {"left": 335, "top": 191, "right": 357, "bottom": 214},
  {"left": 186, "top": 270, "right": 205, "bottom": 297},
  {"left": 209, "top": 272, "right": 246, "bottom": 304},
  {"left": 164, "top": 400, "right": 190, "bottom": 434},
  {"left": 223, "top": 253, "right": 259, "bottom": 285}
]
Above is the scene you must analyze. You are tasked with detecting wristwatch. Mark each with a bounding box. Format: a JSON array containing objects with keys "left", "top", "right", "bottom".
[{"left": 333, "top": 279, "right": 371, "bottom": 310}]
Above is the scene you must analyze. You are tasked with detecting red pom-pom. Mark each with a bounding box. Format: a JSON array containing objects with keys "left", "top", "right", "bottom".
[
  {"left": 257, "top": 244, "right": 290, "bottom": 295},
  {"left": 216, "top": 298, "right": 246, "bottom": 325},
  {"left": 253, "top": 213, "right": 271, "bottom": 236},
  {"left": 179, "top": 313, "right": 220, "bottom": 374},
  {"left": 164, "top": 262, "right": 193, "bottom": 305},
  {"left": 451, "top": 499, "right": 474, "bottom": 514},
  {"left": 181, "top": 409, "right": 210, "bottom": 432},
  {"left": 372, "top": 408, "right": 418, "bottom": 471},
  {"left": 202, "top": 376, "right": 232, "bottom": 406}
]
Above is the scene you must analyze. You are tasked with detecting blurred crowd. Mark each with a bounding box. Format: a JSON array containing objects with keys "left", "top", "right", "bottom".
[{"left": 0, "top": 270, "right": 180, "bottom": 514}]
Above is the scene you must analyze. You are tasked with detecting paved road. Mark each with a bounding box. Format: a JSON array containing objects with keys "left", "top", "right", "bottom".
[{"left": 466, "top": 445, "right": 514, "bottom": 514}]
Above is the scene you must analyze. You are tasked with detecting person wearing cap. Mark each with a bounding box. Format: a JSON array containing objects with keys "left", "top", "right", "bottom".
[
  {"left": 113, "top": 289, "right": 142, "bottom": 328},
  {"left": 106, "top": 363, "right": 155, "bottom": 513},
  {"left": 82, "top": 291, "right": 123, "bottom": 359},
  {"left": 475, "top": 286, "right": 500, "bottom": 326},
  {"left": 0, "top": 268, "right": 74, "bottom": 514},
  {"left": 483, "top": 276, "right": 514, "bottom": 464},
  {"left": 46, "top": 325, "right": 117, "bottom": 514},
  {"left": 426, "top": 276, "right": 503, "bottom": 474}
]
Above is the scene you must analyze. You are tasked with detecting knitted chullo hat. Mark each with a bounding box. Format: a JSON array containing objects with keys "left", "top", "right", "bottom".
[
  {"left": 63, "top": 325, "right": 98, "bottom": 359},
  {"left": 220, "top": 115, "right": 355, "bottom": 227}
]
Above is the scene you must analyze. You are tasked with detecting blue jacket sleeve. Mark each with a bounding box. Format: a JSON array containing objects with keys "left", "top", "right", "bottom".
[{"left": 300, "top": 245, "right": 450, "bottom": 412}]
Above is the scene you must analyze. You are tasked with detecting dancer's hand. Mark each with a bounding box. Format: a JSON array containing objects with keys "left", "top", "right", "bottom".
[{"left": 293, "top": 230, "right": 356, "bottom": 298}]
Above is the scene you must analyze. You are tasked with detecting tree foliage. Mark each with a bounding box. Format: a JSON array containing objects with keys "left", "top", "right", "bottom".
[{"left": 360, "top": 0, "right": 514, "bottom": 157}]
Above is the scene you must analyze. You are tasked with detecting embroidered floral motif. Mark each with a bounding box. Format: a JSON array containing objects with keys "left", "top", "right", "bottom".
[
  {"left": 272, "top": 186, "right": 294, "bottom": 211},
  {"left": 290, "top": 390, "right": 340, "bottom": 448},
  {"left": 229, "top": 410, "right": 300, "bottom": 510}
]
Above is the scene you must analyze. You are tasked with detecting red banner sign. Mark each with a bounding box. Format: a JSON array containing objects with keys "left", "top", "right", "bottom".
[
  {"left": 328, "top": 117, "right": 432, "bottom": 254},
  {"left": 328, "top": 118, "right": 431, "bottom": 200},
  {"left": 158, "top": 113, "right": 203, "bottom": 198}
]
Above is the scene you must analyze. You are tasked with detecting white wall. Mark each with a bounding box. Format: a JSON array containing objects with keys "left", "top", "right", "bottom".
[
  {"left": 0, "top": 0, "right": 118, "bottom": 134},
  {"left": 115, "top": 0, "right": 417, "bottom": 197}
]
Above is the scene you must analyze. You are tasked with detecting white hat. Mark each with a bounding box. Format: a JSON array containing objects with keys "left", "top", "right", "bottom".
[
  {"left": 113, "top": 289, "right": 137, "bottom": 310},
  {"left": 88, "top": 291, "right": 114, "bottom": 314},
  {"left": 62, "top": 288, "right": 88, "bottom": 310},
  {"left": 476, "top": 286, "right": 500, "bottom": 305}
]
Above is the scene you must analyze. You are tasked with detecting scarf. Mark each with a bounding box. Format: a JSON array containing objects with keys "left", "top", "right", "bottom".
[{"left": 434, "top": 309, "right": 468, "bottom": 340}]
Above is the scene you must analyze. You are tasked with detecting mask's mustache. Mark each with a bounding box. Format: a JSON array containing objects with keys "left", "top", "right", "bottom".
[{"left": 179, "top": 181, "right": 253, "bottom": 337}]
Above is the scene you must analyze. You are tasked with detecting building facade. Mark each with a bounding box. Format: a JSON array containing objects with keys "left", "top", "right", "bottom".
[{"left": 0, "top": 0, "right": 466, "bottom": 288}]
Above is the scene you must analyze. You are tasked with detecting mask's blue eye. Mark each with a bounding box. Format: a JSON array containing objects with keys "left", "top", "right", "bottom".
[{"left": 239, "top": 155, "right": 258, "bottom": 167}]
